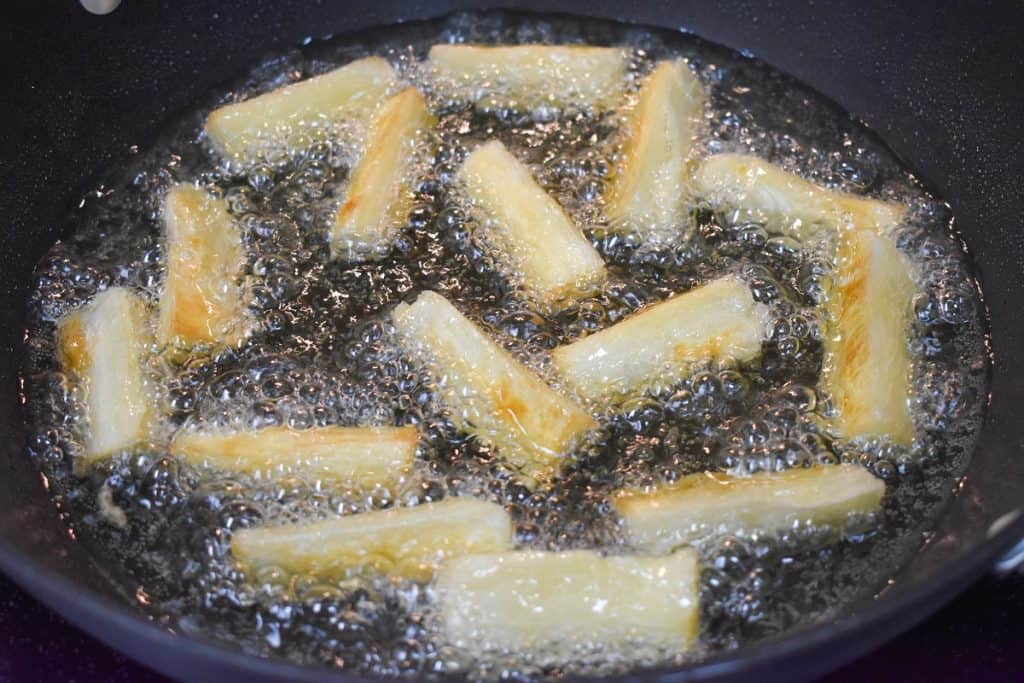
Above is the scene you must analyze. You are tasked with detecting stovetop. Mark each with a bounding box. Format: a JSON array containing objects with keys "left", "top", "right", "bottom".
[{"left": 2, "top": 572, "right": 1023, "bottom": 682}]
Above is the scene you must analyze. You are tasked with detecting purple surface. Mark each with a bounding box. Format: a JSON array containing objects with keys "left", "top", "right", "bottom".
[{"left": 2, "top": 572, "right": 1023, "bottom": 682}]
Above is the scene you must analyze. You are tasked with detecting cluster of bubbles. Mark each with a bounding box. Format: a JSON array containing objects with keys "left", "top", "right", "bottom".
[{"left": 20, "top": 9, "right": 988, "bottom": 680}]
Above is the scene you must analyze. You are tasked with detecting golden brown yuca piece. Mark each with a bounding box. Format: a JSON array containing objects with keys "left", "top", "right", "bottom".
[
  {"left": 435, "top": 548, "right": 700, "bottom": 657},
  {"left": 458, "top": 140, "right": 607, "bottom": 307},
  {"left": 551, "top": 276, "right": 768, "bottom": 405},
  {"left": 823, "top": 229, "right": 916, "bottom": 445},
  {"left": 614, "top": 464, "right": 885, "bottom": 554},
  {"left": 159, "top": 185, "right": 249, "bottom": 350},
  {"left": 428, "top": 44, "right": 628, "bottom": 112},
  {"left": 232, "top": 497, "right": 513, "bottom": 583},
  {"left": 331, "top": 87, "right": 436, "bottom": 261},
  {"left": 694, "top": 153, "right": 905, "bottom": 240},
  {"left": 205, "top": 56, "right": 397, "bottom": 162},
  {"left": 605, "top": 59, "right": 705, "bottom": 237},
  {"left": 391, "top": 291, "right": 596, "bottom": 485},
  {"left": 169, "top": 425, "right": 418, "bottom": 488},
  {"left": 57, "top": 287, "right": 152, "bottom": 461}
]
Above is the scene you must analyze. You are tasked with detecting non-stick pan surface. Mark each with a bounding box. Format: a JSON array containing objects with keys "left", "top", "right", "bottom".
[{"left": 2, "top": 2, "right": 1023, "bottom": 681}]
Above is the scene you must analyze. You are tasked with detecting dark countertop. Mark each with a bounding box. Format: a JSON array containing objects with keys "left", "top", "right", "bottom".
[{"left": 2, "top": 572, "right": 1023, "bottom": 682}]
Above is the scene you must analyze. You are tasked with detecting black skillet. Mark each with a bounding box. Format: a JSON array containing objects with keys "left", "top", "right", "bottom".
[{"left": 2, "top": 1, "right": 1023, "bottom": 681}]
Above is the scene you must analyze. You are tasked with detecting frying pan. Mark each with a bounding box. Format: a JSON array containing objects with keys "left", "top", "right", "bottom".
[{"left": 2, "top": 1, "right": 1023, "bottom": 681}]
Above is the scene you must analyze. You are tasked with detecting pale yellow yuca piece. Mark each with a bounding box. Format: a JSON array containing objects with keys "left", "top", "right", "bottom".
[
  {"left": 552, "top": 276, "right": 768, "bottom": 404},
  {"left": 158, "top": 185, "right": 249, "bottom": 350},
  {"left": 205, "top": 56, "right": 397, "bottom": 161},
  {"left": 391, "top": 291, "right": 596, "bottom": 484},
  {"left": 169, "top": 425, "right": 417, "bottom": 488},
  {"left": 57, "top": 288, "right": 151, "bottom": 461},
  {"left": 435, "top": 548, "right": 700, "bottom": 656},
  {"left": 823, "top": 230, "right": 915, "bottom": 445},
  {"left": 458, "top": 140, "right": 607, "bottom": 306},
  {"left": 232, "top": 498, "right": 513, "bottom": 583},
  {"left": 615, "top": 465, "right": 885, "bottom": 554},
  {"left": 694, "top": 153, "right": 905, "bottom": 239},
  {"left": 428, "top": 44, "right": 628, "bottom": 111},
  {"left": 605, "top": 60, "right": 705, "bottom": 236},
  {"left": 331, "top": 87, "right": 436, "bottom": 260}
]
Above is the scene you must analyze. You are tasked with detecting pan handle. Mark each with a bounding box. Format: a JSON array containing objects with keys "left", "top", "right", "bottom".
[
  {"left": 995, "top": 539, "right": 1024, "bottom": 575},
  {"left": 991, "top": 510, "right": 1024, "bottom": 575}
]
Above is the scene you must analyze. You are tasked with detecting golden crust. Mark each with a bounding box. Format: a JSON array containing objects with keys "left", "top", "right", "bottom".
[
  {"left": 391, "top": 291, "right": 596, "bottom": 484},
  {"left": 232, "top": 497, "right": 513, "bottom": 583},
  {"left": 824, "top": 230, "right": 915, "bottom": 444},
  {"left": 605, "top": 59, "right": 705, "bottom": 236},
  {"left": 170, "top": 425, "right": 418, "bottom": 488},
  {"left": 159, "top": 185, "right": 248, "bottom": 350},
  {"left": 457, "top": 140, "right": 607, "bottom": 307},
  {"left": 332, "top": 87, "right": 436, "bottom": 259},
  {"left": 615, "top": 464, "right": 885, "bottom": 553}
]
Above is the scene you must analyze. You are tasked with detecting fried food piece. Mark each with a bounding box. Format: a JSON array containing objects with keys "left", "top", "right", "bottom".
[
  {"left": 614, "top": 464, "right": 885, "bottom": 554},
  {"left": 552, "top": 276, "right": 768, "bottom": 405},
  {"left": 694, "top": 153, "right": 905, "bottom": 240},
  {"left": 170, "top": 425, "right": 418, "bottom": 489},
  {"left": 605, "top": 59, "right": 705, "bottom": 237},
  {"left": 205, "top": 56, "right": 397, "bottom": 162},
  {"left": 232, "top": 497, "right": 513, "bottom": 583},
  {"left": 458, "top": 140, "right": 607, "bottom": 307},
  {"left": 435, "top": 548, "right": 700, "bottom": 657},
  {"left": 391, "top": 291, "right": 596, "bottom": 485},
  {"left": 331, "top": 87, "right": 436, "bottom": 260},
  {"left": 823, "top": 229, "right": 916, "bottom": 445},
  {"left": 159, "top": 185, "right": 249, "bottom": 350},
  {"left": 57, "top": 287, "right": 151, "bottom": 461},
  {"left": 428, "top": 44, "right": 628, "bottom": 112}
]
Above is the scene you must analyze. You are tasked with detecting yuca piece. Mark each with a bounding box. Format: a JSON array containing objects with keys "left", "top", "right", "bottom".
[
  {"left": 614, "top": 464, "right": 885, "bottom": 554},
  {"left": 552, "top": 276, "right": 768, "bottom": 404},
  {"left": 436, "top": 548, "right": 700, "bottom": 656},
  {"left": 694, "top": 153, "right": 905, "bottom": 239},
  {"left": 170, "top": 425, "right": 418, "bottom": 488},
  {"left": 205, "top": 56, "right": 397, "bottom": 162},
  {"left": 428, "top": 44, "right": 628, "bottom": 111},
  {"left": 391, "top": 291, "right": 596, "bottom": 484},
  {"left": 159, "top": 185, "right": 249, "bottom": 350},
  {"left": 823, "top": 230, "right": 916, "bottom": 445},
  {"left": 57, "top": 288, "right": 151, "bottom": 461},
  {"left": 605, "top": 59, "right": 705, "bottom": 236},
  {"left": 331, "top": 87, "right": 436, "bottom": 260},
  {"left": 458, "top": 140, "right": 607, "bottom": 306},
  {"left": 232, "top": 497, "right": 513, "bottom": 583}
]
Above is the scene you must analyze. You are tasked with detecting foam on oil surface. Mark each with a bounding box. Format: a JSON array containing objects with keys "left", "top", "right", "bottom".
[{"left": 21, "top": 9, "right": 988, "bottom": 680}]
